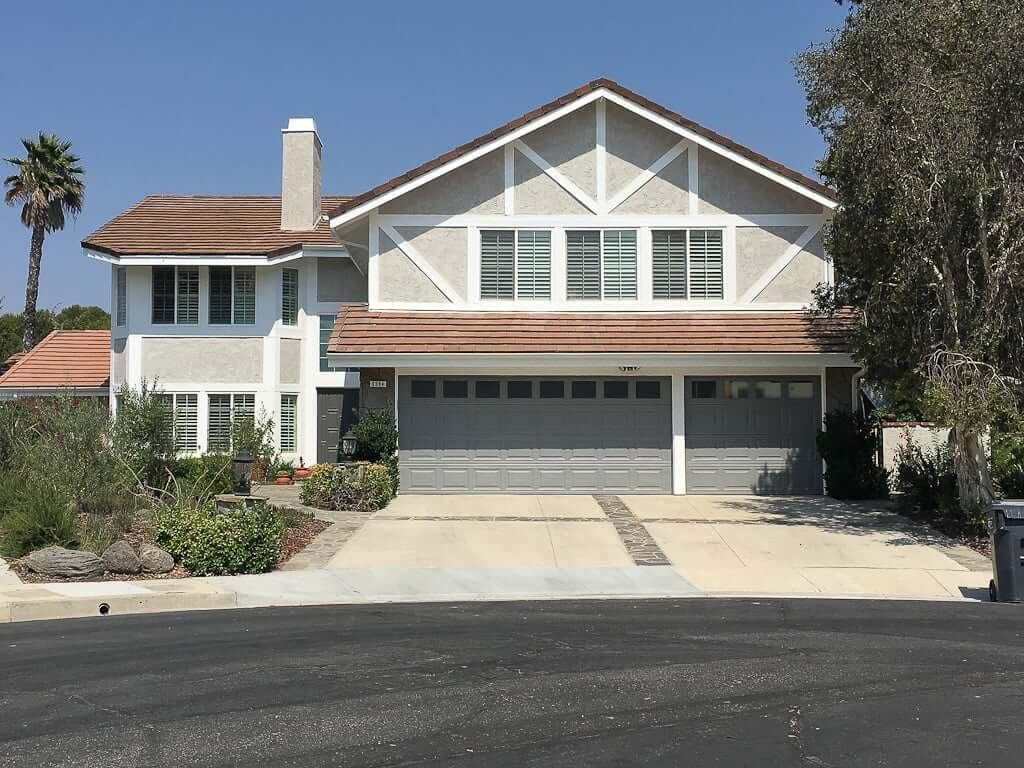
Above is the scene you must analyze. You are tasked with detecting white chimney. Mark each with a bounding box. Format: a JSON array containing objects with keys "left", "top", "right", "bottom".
[{"left": 281, "top": 117, "right": 322, "bottom": 231}]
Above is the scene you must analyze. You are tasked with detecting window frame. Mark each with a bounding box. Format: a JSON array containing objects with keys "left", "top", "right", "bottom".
[
  {"left": 115, "top": 267, "right": 127, "bottom": 327},
  {"left": 479, "top": 229, "right": 552, "bottom": 302},
  {"left": 207, "top": 392, "right": 256, "bottom": 453},
  {"left": 565, "top": 229, "right": 638, "bottom": 302},
  {"left": 651, "top": 228, "right": 725, "bottom": 301},
  {"left": 159, "top": 392, "right": 198, "bottom": 453},
  {"left": 208, "top": 266, "right": 257, "bottom": 326},
  {"left": 280, "top": 394, "right": 298, "bottom": 452},
  {"left": 281, "top": 268, "right": 299, "bottom": 326}
]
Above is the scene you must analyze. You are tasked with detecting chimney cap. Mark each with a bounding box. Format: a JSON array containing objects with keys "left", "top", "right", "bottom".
[{"left": 283, "top": 117, "right": 318, "bottom": 133}]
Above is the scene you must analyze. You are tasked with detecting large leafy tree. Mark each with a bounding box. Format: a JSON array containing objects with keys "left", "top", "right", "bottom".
[
  {"left": 798, "top": 0, "right": 1024, "bottom": 507},
  {"left": 3, "top": 133, "right": 85, "bottom": 353},
  {"left": 0, "top": 305, "right": 108, "bottom": 367}
]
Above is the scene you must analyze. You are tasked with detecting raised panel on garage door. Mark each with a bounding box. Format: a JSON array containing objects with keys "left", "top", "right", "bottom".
[
  {"left": 684, "top": 376, "right": 822, "bottom": 495},
  {"left": 398, "top": 376, "right": 672, "bottom": 494}
]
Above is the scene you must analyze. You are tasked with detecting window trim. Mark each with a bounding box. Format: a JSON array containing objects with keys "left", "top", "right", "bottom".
[
  {"left": 479, "top": 229, "right": 552, "bottom": 302},
  {"left": 651, "top": 228, "right": 725, "bottom": 301},
  {"left": 280, "top": 393, "right": 298, "bottom": 453},
  {"left": 115, "top": 267, "right": 127, "bottom": 327},
  {"left": 207, "top": 392, "right": 256, "bottom": 453},
  {"left": 281, "top": 268, "right": 299, "bottom": 326},
  {"left": 565, "top": 228, "right": 638, "bottom": 301},
  {"left": 209, "top": 265, "right": 256, "bottom": 326}
]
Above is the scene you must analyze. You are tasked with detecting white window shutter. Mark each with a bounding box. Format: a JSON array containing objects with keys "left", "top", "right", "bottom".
[
  {"left": 566, "top": 231, "right": 601, "bottom": 300},
  {"left": 516, "top": 230, "right": 551, "bottom": 300},
  {"left": 601, "top": 230, "right": 637, "bottom": 300},
  {"left": 688, "top": 230, "right": 724, "bottom": 300},
  {"left": 652, "top": 230, "right": 687, "bottom": 299},
  {"left": 480, "top": 230, "right": 514, "bottom": 299}
]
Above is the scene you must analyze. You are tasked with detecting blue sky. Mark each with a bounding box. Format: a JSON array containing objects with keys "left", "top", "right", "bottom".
[{"left": 0, "top": 1, "right": 847, "bottom": 312}]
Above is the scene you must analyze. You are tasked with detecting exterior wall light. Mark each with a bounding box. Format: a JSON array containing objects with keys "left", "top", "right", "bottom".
[{"left": 341, "top": 428, "right": 357, "bottom": 459}]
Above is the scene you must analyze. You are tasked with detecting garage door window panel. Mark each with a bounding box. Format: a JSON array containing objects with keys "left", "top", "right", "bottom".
[
  {"left": 475, "top": 380, "right": 500, "bottom": 399},
  {"left": 443, "top": 380, "right": 469, "bottom": 399},
  {"left": 410, "top": 380, "right": 436, "bottom": 398},
  {"left": 507, "top": 380, "right": 532, "bottom": 398},
  {"left": 636, "top": 380, "right": 662, "bottom": 399}
]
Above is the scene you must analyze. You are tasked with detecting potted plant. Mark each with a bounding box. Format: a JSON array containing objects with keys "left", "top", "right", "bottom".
[
  {"left": 293, "top": 457, "right": 311, "bottom": 480},
  {"left": 271, "top": 459, "right": 295, "bottom": 485}
]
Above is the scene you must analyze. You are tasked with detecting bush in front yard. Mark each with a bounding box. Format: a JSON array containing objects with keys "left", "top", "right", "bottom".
[
  {"left": 299, "top": 462, "right": 396, "bottom": 512},
  {"left": 154, "top": 501, "right": 284, "bottom": 576},
  {"left": 816, "top": 410, "right": 890, "bottom": 499},
  {"left": 166, "top": 454, "right": 237, "bottom": 499},
  {"left": 893, "top": 439, "right": 987, "bottom": 537},
  {"left": 0, "top": 479, "right": 78, "bottom": 557},
  {"left": 992, "top": 431, "right": 1024, "bottom": 498}
]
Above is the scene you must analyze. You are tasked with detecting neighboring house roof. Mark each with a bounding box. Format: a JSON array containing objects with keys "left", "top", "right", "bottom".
[
  {"left": 328, "top": 305, "right": 854, "bottom": 355},
  {"left": 328, "top": 78, "right": 836, "bottom": 222},
  {"left": 82, "top": 195, "right": 353, "bottom": 257},
  {"left": 0, "top": 352, "right": 25, "bottom": 375},
  {"left": 0, "top": 330, "right": 111, "bottom": 392}
]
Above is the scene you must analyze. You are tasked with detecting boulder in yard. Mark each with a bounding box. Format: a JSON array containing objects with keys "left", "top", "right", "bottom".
[
  {"left": 139, "top": 544, "right": 174, "bottom": 574},
  {"left": 102, "top": 541, "right": 142, "bottom": 574},
  {"left": 24, "top": 547, "right": 105, "bottom": 579}
]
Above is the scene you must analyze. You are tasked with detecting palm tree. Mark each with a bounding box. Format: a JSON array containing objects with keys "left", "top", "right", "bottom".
[{"left": 4, "top": 133, "right": 85, "bottom": 352}]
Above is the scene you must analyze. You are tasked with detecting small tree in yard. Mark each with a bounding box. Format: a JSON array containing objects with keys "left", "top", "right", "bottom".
[{"left": 798, "top": 0, "right": 1024, "bottom": 509}]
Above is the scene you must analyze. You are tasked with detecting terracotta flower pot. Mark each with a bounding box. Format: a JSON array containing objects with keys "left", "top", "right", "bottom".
[
  {"left": 294, "top": 468, "right": 311, "bottom": 480},
  {"left": 274, "top": 474, "right": 293, "bottom": 485}
]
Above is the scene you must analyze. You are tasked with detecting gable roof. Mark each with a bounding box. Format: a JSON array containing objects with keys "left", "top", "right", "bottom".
[
  {"left": 82, "top": 195, "right": 353, "bottom": 257},
  {"left": 328, "top": 78, "right": 835, "bottom": 224},
  {"left": 328, "top": 304, "right": 853, "bottom": 356},
  {"left": 0, "top": 330, "right": 111, "bottom": 392}
]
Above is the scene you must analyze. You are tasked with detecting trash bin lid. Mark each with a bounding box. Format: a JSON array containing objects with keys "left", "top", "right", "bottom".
[{"left": 994, "top": 501, "right": 1024, "bottom": 519}]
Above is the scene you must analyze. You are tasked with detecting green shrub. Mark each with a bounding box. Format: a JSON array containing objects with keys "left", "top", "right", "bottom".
[
  {"left": 992, "top": 431, "right": 1024, "bottom": 498},
  {"left": 892, "top": 439, "right": 987, "bottom": 536},
  {"left": 166, "top": 454, "right": 237, "bottom": 499},
  {"left": 299, "top": 462, "right": 396, "bottom": 512},
  {"left": 231, "top": 410, "right": 276, "bottom": 477},
  {"left": 76, "top": 488, "right": 139, "bottom": 554},
  {"left": 112, "top": 382, "right": 178, "bottom": 489},
  {"left": 0, "top": 480, "right": 78, "bottom": 557},
  {"left": 352, "top": 409, "right": 398, "bottom": 463},
  {"left": 155, "top": 501, "right": 284, "bottom": 576},
  {"left": 816, "top": 410, "right": 890, "bottom": 499}
]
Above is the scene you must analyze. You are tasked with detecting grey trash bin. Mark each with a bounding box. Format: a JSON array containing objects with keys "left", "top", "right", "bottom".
[{"left": 989, "top": 501, "right": 1024, "bottom": 602}]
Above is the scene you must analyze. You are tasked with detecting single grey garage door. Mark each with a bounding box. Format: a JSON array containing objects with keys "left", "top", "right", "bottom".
[
  {"left": 398, "top": 376, "right": 672, "bottom": 493},
  {"left": 685, "top": 376, "right": 822, "bottom": 495}
]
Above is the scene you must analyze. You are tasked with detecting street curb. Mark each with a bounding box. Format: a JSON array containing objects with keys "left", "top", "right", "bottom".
[{"left": 0, "top": 583, "right": 237, "bottom": 623}]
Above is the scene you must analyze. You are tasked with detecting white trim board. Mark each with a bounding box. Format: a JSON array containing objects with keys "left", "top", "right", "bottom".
[
  {"left": 513, "top": 140, "right": 601, "bottom": 214},
  {"left": 84, "top": 246, "right": 353, "bottom": 267},
  {"left": 378, "top": 223, "right": 462, "bottom": 303},
  {"left": 374, "top": 213, "right": 827, "bottom": 228},
  {"left": 606, "top": 139, "right": 689, "bottom": 213},
  {"left": 738, "top": 220, "right": 824, "bottom": 303},
  {"left": 331, "top": 352, "right": 856, "bottom": 369},
  {"left": 329, "top": 85, "right": 835, "bottom": 230}
]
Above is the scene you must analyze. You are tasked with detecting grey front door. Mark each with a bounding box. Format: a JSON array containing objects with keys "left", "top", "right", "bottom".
[
  {"left": 684, "top": 376, "right": 822, "bottom": 495},
  {"left": 317, "top": 388, "right": 359, "bottom": 464},
  {"left": 398, "top": 376, "right": 672, "bottom": 494}
]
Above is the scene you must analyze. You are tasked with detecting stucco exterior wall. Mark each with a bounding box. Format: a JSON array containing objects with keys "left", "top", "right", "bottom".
[
  {"left": 141, "top": 337, "right": 263, "bottom": 384},
  {"left": 111, "top": 337, "right": 127, "bottom": 386},
  {"left": 279, "top": 338, "right": 301, "bottom": 384},
  {"left": 699, "top": 150, "right": 822, "bottom": 215},
  {"left": 513, "top": 149, "right": 589, "bottom": 214},
  {"left": 380, "top": 149, "right": 504, "bottom": 215},
  {"left": 735, "top": 226, "right": 806, "bottom": 299},
  {"left": 378, "top": 232, "right": 449, "bottom": 303},
  {"left": 360, "top": 367, "right": 395, "bottom": 412},
  {"left": 393, "top": 226, "right": 468, "bottom": 302},
  {"left": 613, "top": 151, "right": 689, "bottom": 214},
  {"left": 520, "top": 103, "right": 597, "bottom": 199},
  {"left": 317, "top": 257, "right": 367, "bottom": 302},
  {"left": 882, "top": 425, "right": 952, "bottom": 473},
  {"left": 755, "top": 233, "right": 825, "bottom": 304},
  {"left": 605, "top": 102, "right": 680, "bottom": 201}
]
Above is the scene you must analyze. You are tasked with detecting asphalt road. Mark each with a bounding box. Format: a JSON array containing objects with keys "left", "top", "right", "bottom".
[{"left": 1, "top": 599, "right": 1022, "bottom": 767}]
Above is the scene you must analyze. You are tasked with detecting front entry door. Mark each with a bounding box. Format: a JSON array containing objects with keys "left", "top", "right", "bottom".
[{"left": 317, "top": 388, "right": 360, "bottom": 464}]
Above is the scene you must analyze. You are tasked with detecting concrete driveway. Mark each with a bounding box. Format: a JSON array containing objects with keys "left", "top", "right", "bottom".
[{"left": 326, "top": 494, "right": 992, "bottom": 599}]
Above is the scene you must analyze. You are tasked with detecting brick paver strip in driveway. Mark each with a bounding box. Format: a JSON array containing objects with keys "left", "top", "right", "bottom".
[{"left": 594, "top": 495, "right": 672, "bottom": 566}]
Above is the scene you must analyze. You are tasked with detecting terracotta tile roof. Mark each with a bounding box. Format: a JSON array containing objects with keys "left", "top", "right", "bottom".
[
  {"left": 82, "top": 195, "right": 353, "bottom": 257},
  {"left": 328, "top": 78, "right": 835, "bottom": 220},
  {"left": 328, "top": 305, "right": 854, "bottom": 356},
  {"left": 0, "top": 330, "right": 111, "bottom": 391}
]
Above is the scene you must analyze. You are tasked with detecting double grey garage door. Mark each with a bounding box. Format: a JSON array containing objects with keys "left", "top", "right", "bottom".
[{"left": 398, "top": 376, "right": 672, "bottom": 493}]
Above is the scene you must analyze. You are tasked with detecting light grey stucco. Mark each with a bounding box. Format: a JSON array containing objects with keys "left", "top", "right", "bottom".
[
  {"left": 755, "top": 233, "right": 826, "bottom": 304},
  {"left": 378, "top": 232, "right": 449, "bottom": 303},
  {"left": 281, "top": 128, "right": 322, "bottom": 230},
  {"left": 514, "top": 148, "right": 589, "bottom": 215},
  {"left": 393, "top": 226, "right": 467, "bottom": 302},
  {"left": 699, "top": 150, "right": 822, "bottom": 215},
  {"left": 606, "top": 101, "right": 680, "bottom": 201},
  {"left": 141, "top": 337, "right": 263, "bottom": 384},
  {"left": 380, "top": 149, "right": 504, "bottom": 215},
  {"left": 279, "top": 338, "right": 301, "bottom": 385},
  {"left": 317, "top": 257, "right": 367, "bottom": 302},
  {"left": 613, "top": 150, "right": 689, "bottom": 214},
  {"left": 520, "top": 103, "right": 597, "bottom": 199},
  {"left": 735, "top": 226, "right": 806, "bottom": 299},
  {"left": 111, "top": 337, "right": 127, "bottom": 386}
]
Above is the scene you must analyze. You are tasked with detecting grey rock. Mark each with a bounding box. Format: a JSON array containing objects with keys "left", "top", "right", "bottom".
[
  {"left": 102, "top": 541, "right": 142, "bottom": 574},
  {"left": 139, "top": 544, "right": 174, "bottom": 574},
  {"left": 24, "top": 547, "right": 105, "bottom": 579}
]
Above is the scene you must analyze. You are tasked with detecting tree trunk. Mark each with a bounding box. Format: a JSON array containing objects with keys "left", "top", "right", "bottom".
[
  {"left": 948, "top": 427, "right": 993, "bottom": 510},
  {"left": 22, "top": 226, "right": 45, "bottom": 352}
]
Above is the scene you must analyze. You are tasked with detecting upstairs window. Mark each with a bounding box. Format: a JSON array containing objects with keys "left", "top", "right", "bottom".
[
  {"left": 115, "top": 267, "right": 127, "bottom": 327},
  {"left": 151, "top": 267, "right": 175, "bottom": 324},
  {"left": 176, "top": 267, "right": 199, "bottom": 324},
  {"left": 566, "top": 230, "right": 637, "bottom": 300},
  {"left": 151, "top": 266, "right": 198, "bottom": 325},
  {"left": 652, "top": 229, "right": 724, "bottom": 300},
  {"left": 281, "top": 268, "right": 299, "bottom": 326},
  {"left": 209, "top": 266, "right": 256, "bottom": 325},
  {"left": 480, "top": 230, "right": 551, "bottom": 300}
]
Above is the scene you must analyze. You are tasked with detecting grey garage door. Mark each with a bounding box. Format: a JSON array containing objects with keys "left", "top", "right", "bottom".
[
  {"left": 398, "top": 376, "right": 672, "bottom": 493},
  {"left": 685, "top": 376, "right": 822, "bottom": 495}
]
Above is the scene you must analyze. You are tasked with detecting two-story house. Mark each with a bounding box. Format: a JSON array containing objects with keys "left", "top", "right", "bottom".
[{"left": 84, "top": 79, "right": 856, "bottom": 496}]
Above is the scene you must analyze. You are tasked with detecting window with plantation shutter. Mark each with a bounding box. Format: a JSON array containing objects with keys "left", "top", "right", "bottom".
[
  {"left": 232, "top": 393, "right": 255, "bottom": 425},
  {"left": 151, "top": 267, "right": 175, "bottom": 324},
  {"left": 209, "top": 267, "right": 233, "bottom": 324},
  {"left": 207, "top": 394, "right": 232, "bottom": 453},
  {"left": 515, "top": 230, "right": 551, "bottom": 299},
  {"left": 281, "top": 268, "right": 298, "bottom": 325},
  {"left": 601, "top": 230, "right": 637, "bottom": 300},
  {"left": 116, "top": 268, "right": 127, "bottom": 326},
  {"left": 280, "top": 395, "right": 297, "bottom": 452},
  {"left": 652, "top": 230, "right": 687, "bottom": 299},
  {"left": 233, "top": 267, "right": 256, "bottom": 324},
  {"left": 176, "top": 267, "right": 199, "bottom": 324},
  {"left": 566, "top": 231, "right": 601, "bottom": 300},
  {"left": 688, "top": 229, "right": 724, "bottom": 300},
  {"left": 480, "top": 230, "right": 514, "bottom": 300},
  {"left": 172, "top": 394, "right": 198, "bottom": 452}
]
